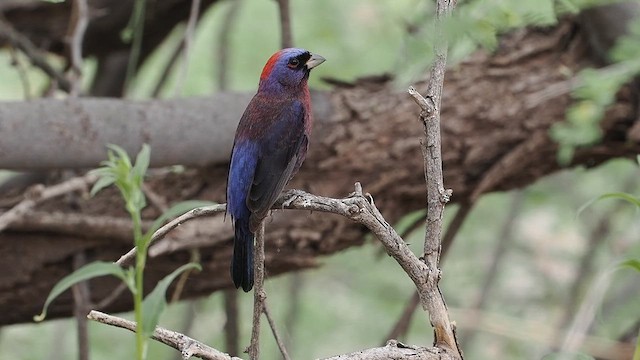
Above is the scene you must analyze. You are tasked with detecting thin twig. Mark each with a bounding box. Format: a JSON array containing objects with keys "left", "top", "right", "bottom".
[
  {"left": 174, "top": 0, "right": 201, "bottom": 96},
  {"left": 124, "top": 0, "right": 147, "bottom": 92},
  {"left": 142, "top": 183, "right": 169, "bottom": 212},
  {"left": 72, "top": 252, "right": 91, "bottom": 360},
  {"left": 441, "top": 201, "right": 473, "bottom": 259},
  {"left": 7, "top": 46, "right": 32, "bottom": 99},
  {"left": 152, "top": 40, "right": 184, "bottom": 97},
  {"left": 223, "top": 290, "right": 240, "bottom": 356},
  {"left": 116, "top": 203, "right": 226, "bottom": 266},
  {"left": 450, "top": 308, "right": 634, "bottom": 360},
  {"left": 560, "top": 267, "right": 616, "bottom": 355},
  {"left": 171, "top": 248, "right": 201, "bottom": 303},
  {"left": 0, "top": 19, "right": 71, "bottom": 92},
  {"left": 248, "top": 221, "right": 266, "bottom": 360},
  {"left": 88, "top": 310, "right": 241, "bottom": 360},
  {"left": 94, "top": 282, "right": 128, "bottom": 310},
  {"left": 113, "top": 183, "right": 463, "bottom": 359},
  {"left": 0, "top": 173, "right": 97, "bottom": 233},
  {"left": 283, "top": 273, "right": 302, "bottom": 353},
  {"left": 382, "top": 291, "right": 420, "bottom": 344},
  {"left": 408, "top": 0, "right": 460, "bottom": 355},
  {"left": 554, "top": 174, "right": 637, "bottom": 338},
  {"left": 173, "top": 300, "right": 203, "bottom": 360},
  {"left": 275, "top": 0, "right": 293, "bottom": 48},
  {"left": 67, "top": 0, "right": 89, "bottom": 96},
  {"left": 460, "top": 191, "right": 524, "bottom": 344},
  {"left": 384, "top": 198, "right": 472, "bottom": 345},
  {"left": 216, "top": 0, "right": 243, "bottom": 90},
  {"left": 263, "top": 299, "right": 291, "bottom": 360}
]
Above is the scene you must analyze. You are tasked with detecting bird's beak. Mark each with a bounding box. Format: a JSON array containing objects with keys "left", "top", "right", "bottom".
[{"left": 305, "top": 53, "right": 326, "bottom": 70}]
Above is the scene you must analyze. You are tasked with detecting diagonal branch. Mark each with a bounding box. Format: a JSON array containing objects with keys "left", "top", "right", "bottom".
[
  {"left": 0, "top": 173, "right": 96, "bottom": 233},
  {"left": 0, "top": 19, "right": 71, "bottom": 92},
  {"left": 88, "top": 310, "right": 241, "bottom": 360},
  {"left": 100, "top": 183, "right": 457, "bottom": 359}
]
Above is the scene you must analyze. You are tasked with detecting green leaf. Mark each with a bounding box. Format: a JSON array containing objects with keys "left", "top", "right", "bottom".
[
  {"left": 132, "top": 144, "right": 151, "bottom": 181},
  {"left": 90, "top": 175, "right": 116, "bottom": 197},
  {"left": 34, "top": 262, "right": 129, "bottom": 322},
  {"left": 107, "top": 144, "right": 132, "bottom": 169},
  {"left": 141, "top": 263, "right": 201, "bottom": 338},
  {"left": 597, "top": 192, "right": 640, "bottom": 208},
  {"left": 620, "top": 259, "right": 640, "bottom": 273},
  {"left": 147, "top": 200, "right": 218, "bottom": 237},
  {"left": 578, "top": 192, "right": 640, "bottom": 217}
]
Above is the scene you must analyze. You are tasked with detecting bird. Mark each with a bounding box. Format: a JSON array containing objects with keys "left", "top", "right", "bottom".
[{"left": 226, "top": 48, "right": 325, "bottom": 292}]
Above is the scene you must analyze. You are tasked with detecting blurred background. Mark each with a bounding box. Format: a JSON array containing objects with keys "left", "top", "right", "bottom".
[{"left": 0, "top": 0, "right": 639, "bottom": 359}]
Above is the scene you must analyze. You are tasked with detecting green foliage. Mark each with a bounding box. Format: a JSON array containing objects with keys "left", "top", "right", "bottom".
[
  {"left": 36, "top": 144, "right": 212, "bottom": 360},
  {"left": 551, "top": 15, "right": 640, "bottom": 164},
  {"left": 34, "top": 262, "right": 131, "bottom": 322},
  {"left": 579, "top": 157, "right": 640, "bottom": 360},
  {"left": 141, "top": 263, "right": 201, "bottom": 338},
  {"left": 456, "top": 0, "right": 557, "bottom": 51}
]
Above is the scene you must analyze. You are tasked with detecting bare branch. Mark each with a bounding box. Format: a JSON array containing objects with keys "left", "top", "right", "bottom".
[
  {"left": 116, "top": 203, "right": 226, "bottom": 266},
  {"left": 322, "top": 340, "right": 448, "bottom": 360},
  {"left": 87, "top": 310, "right": 241, "bottom": 360},
  {"left": 263, "top": 300, "right": 291, "bottom": 360},
  {"left": 408, "top": 0, "right": 460, "bottom": 355},
  {"left": 0, "top": 173, "right": 96, "bottom": 233},
  {"left": 441, "top": 201, "right": 473, "bottom": 259},
  {"left": 216, "top": 0, "right": 243, "bottom": 90},
  {"left": 72, "top": 252, "right": 91, "bottom": 360},
  {"left": 174, "top": 0, "right": 202, "bottom": 96},
  {"left": 382, "top": 292, "right": 420, "bottom": 344},
  {"left": 275, "top": 0, "right": 293, "bottom": 48},
  {"left": 0, "top": 19, "right": 71, "bottom": 92},
  {"left": 248, "top": 222, "right": 266, "bottom": 360},
  {"left": 67, "top": 0, "right": 89, "bottom": 95},
  {"left": 460, "top": 191, "right": 524, "bottom": 344},
  {"left": 223, "top": 290, "right": 240, "bottom": 356}
]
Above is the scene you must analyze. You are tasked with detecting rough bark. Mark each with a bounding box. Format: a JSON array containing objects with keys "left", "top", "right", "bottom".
[{"left": 1, "top": 17, "right": 639, "bottom": 325}]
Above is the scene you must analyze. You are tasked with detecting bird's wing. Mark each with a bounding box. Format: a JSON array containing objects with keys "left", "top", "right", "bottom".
[{"left": 247, "top": 99, "right": 307, "bottom": 231}]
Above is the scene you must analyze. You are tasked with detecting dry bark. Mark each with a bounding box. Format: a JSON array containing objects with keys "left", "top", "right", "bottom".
[{"left": 0, "top": 18, "right": 639, "bottom": 326}]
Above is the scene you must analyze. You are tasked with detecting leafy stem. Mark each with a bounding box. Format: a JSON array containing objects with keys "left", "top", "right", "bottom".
[{"left": 35, "top": 144, "right": 208, "bottom": 360}]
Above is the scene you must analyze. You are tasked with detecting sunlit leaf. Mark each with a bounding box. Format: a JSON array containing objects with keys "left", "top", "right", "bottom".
[
  {"left": 141, "top": 263, "right": 201, "bottom": 338},
  {"left": 34, "top": 262, "right": 129, "bottom": 322}
]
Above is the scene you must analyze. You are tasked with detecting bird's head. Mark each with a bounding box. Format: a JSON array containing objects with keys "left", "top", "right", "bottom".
[{"left": 258, "top": 48, "right": 325, "bottom": 92}]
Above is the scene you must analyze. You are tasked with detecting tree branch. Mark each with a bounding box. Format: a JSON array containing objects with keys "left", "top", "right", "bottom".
[
  {"left": 275, "top": 0, "right": 293, "bottom": 48},
  {"left": 409, "top": 0, "right": 461, "bottom": 355},
  {"left": 0, "top": 19, "right": 71, "bottom": 92},
  {"left": 323, "top": 340, "right": 447, "bottom": 360},
  {"left": 248, "top": 222, "right": 266, "bottom": 360},
  {"left": 87, "top": 310, "right": 241, "bottom": 360},
  {"left": 0, "top": 173, "right": 96, "bottom": 233}
]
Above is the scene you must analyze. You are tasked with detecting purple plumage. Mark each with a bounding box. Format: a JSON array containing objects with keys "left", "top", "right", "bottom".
[{"left": 226, "top": 48, "right": 325, "bottom": 291}]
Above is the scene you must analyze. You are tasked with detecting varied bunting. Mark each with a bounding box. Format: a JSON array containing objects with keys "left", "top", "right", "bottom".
[{"left": 226, "top": 48, "right": 325, "bottom": 291}]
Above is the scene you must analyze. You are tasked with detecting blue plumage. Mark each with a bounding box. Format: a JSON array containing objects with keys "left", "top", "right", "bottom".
[{"left": 226, "top": 48, "right": 325, "bottom": 291}]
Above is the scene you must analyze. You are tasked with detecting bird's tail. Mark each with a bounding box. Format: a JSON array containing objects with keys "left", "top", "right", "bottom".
[{"left": 231, "top": 219, "right": 254, "bottom": 292}]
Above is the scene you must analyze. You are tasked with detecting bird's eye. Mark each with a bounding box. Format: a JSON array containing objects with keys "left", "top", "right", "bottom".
[{"left": 288, "top": 58, "right": 300, "bottom": 68}]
